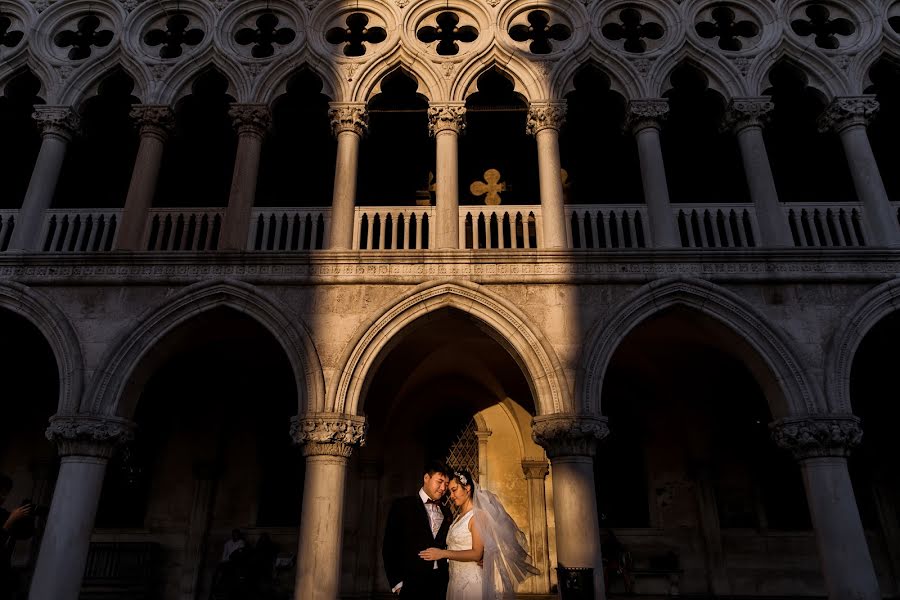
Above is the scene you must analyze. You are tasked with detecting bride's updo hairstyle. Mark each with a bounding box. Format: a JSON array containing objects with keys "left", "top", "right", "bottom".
[{"left": 453, "top": 469, "right": 475, "bottom": 498}]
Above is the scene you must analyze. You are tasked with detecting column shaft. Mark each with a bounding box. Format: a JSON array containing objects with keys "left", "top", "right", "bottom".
[
  {"left": 528, "top": 104, "right": 567, "bottom": 249},
  {"left": 435, "top": 130, "right": 460, "bottom": 249},
  {"left": 327, "top": 104, "right": 367, "bottom": 250},
  {"left": 522, "top": 461, "right": 551, "bottom": 594},
  {"left": 221, "top": 105, "right": 270, "bottom": 251},
  {"left": 634, "top": 126, "right": 679, "bottom": 248}
]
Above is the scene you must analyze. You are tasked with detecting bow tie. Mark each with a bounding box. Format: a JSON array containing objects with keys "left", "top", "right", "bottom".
[{"left": 425, "top": 498, "right": 440, "bottom": 505}]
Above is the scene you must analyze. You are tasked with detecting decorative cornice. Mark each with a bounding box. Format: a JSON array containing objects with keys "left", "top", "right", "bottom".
[
  {"left": 32, "top": 106, "right": 80, "bottom": 141},
  {"left": 229, "top": 104, "right": 271, "bottom": 137},
  {"left": 45, "top": 415, "right": 135, "bottom": 459},
  {"left": 531, "top": 414, "right": 609, "bottom": 458},
  {"left": 130, "top": 105, "right": 174, "bottom": 140},
  {"left": 521, "top": 459, "right": 550, "bottom": 479},
  {"left": 428, "top": 104, "right": 466, "bottom": 136},
  {"left": 723, "top": 97, "right": 774, "bottom": 133},
  {"left": 290, "top": 412, "right": 367, "bottom": 457},
  {"left": 817, "top": 96, "right": 879, "bottom": 133},
  {"left": 526, "top": 103, "right": 566, "bottom": 135},
  {"left": 626, "top": 99, "right": 668, "bottom": 133},
  {"left": 329, "top": 104, "right": 369, "bottom": 137},
  {"left": 770, "top": 415, "right": 863, "bottom": 460}
]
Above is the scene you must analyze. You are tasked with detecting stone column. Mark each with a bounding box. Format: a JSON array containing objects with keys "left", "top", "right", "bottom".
[
  {"left": 291, "top": 413, "right": 367, "bottom": 600},
  {"left": 771, "top": 415, "right": 881, "bottom": 600},
  {"left": 532, "top": 414, "right": 609, "bottom": 599},
  {"left": 429, "top": 103, "right": 466, "bottom": 249},
  {"left": 116, "top": 106, "right": 174, "bottom": 250},
  {"left": 818, "top": 96, "right": 900, "bottom": 247},
  {"left": 327, "top": 104, "right": 368, "bottom": 250},
  {"left": 724, "top": 98, "right": 793, "bottom": 247},
  {"left": 180, "top": 461, "right": 220, "bottom": 600},
  {"left": 626, "top": 100, "right": 680, "bottom": 248},
  {"left": 220, "top": 104, "right": 270, "bottom": 250},
  {"left": 522, "top": 460, "right": 552, "bottom": 594},
  {"left": 9, "top": 107, "right": 80, "bottom": 251},
  {"left": 475, "top": 428, "right": 491, "bottom": 491},
  {"left": 527, "top": 103, "right": 568, "bottom": 249},
  {"left": 29, "top": 416, "right": 134, "bottom": 600}
]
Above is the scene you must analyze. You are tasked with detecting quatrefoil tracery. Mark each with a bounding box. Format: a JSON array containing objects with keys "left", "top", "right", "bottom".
[
  {"left": 144, "top": 13, "right": 204, "bottom": 59},
  {"left": 602, "top": 8, "right": 664, "bottom": 54},
  {"left": 53, "top": 15, "right": 114, "bottom": 60},
  {"left": 509, "top": 10, "right": 571, "bottom": 55},
  {"left": 416, "top": 12, "right": 479, "bottom": 57},
  {"left": 235, "top": 12, "right": 296, "bottom": 59},
  {"left": 326, "top": 13, "right": 387, "bottom": 57},
  {"left": 790, "top": 4, "right": 855, "bottom": 50},
  {"left": 696, "top": 6, "right": 759, "bottom": 52}
]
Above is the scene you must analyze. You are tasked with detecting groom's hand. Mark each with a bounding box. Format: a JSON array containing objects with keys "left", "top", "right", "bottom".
[{"left": 418, "top": 548, "right": 445, "bottom": 561}]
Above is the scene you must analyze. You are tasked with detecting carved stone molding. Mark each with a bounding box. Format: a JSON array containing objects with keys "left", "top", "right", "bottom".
[
  {"left": 521, "top": 459, "right": 550, "bottom": 479},
  {"left": 526, "top": 103, "right": 566, "bottom": 135},
  {"left": 32, "top": 106, "right": 81, "bottom": 141},
  {"left": 130, "top": 105, "right": 175, "bottom": 140},
  {"left": 626, "top": 99, "right": 668, "bottom": 133},
  {"left": 723, "top": 97, "right": 774, "bottom": 133},
  {"left": 770, "top": 415, "right": 863, "bottom": 460},
  {"left": 229, "top": 104, "right": 271, "bottom": 137},
  {"left": 428, "top": 103, "right": 466, "bottom": 136},
  {"left": 817, "top": 96, "right": 879, "bottom": 133},
  {"left": 531, "top": 414, "right": 609, "bottom": 458},
  {"left": 45, "top": 415, "right": 135, "bottom": 459},
  {"left": 329, "top": 103, "right": 369, "bottom": 137},
  {"left": 291, "top": 412, "right": 368, "bottom": 457}
]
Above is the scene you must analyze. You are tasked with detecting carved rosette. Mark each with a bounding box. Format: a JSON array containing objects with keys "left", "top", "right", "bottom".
[
  {"left": 526, "top": 103, "right": 566, "bottom": 135},
  {"left": 290, "top": 412, "right": 368, "bottom": 457},
  {"left": 625, "top": 99, "right": 669, "bottom": 133},
  {"left": 428, "top": 104, "right": 466, "bottom": 136},
  {"left": 130, "top": 105, "right": 174, "bottom": 140},
  {"left": 723, "top": 97, "right": 774, "bottom": 133},
  {"left": 45, "top": 415, "right": 135, "bottom": 459},
  {"left": 817, "top": 96, "right": 879, "bottom": 133},
  {"left": 32, "top": 106, "right": 81, "bottom": 141},
  {"left": 770, "top": 415, "right": 863, "bottom": 460},
  {"left": 521, "top": 459, "right": 550, "bottom": 479},
  {"left": 329, "top": 104, "right": 369, "bottom": 137},
  {"left": 531, "top": 414, "right": 609, "bottom": 458},
  {"left": 229, "top": 104, "right": 272, "bottom": 138}
]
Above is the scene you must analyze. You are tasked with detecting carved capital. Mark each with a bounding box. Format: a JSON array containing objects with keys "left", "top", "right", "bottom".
[
  {"left": 45, "top": 415, "right": 135, "bottom": 459},
  {"left": 129, "top": 105, "right": 174, "bottom": 140},
  {"left": 428, "top": 103, "right": 466, "bottom": 136},
  {"left": 626, "top": 99, "right": 668, "bottom": 133},
  {"left": 521, "top": 459, "right": 550, "bottom": 480},
  {"left": 526, "top": 102, "right": 566, "bottom": 135},
  {"left": 723, "top": 97, "right": 774, "bottom": 133},
  {"left": 770, "top": 415, "right": 863, "bottom": 460},
  {"left": 329, "top": 103, "right": 368, "bottom": 137},
  {"left": 229, "top": 104, "right": 271, "bottom": 137},
  {"left": 531, "top": 414, "right": 609, "bottom": 458},
  {"left": 290, "top": 412, "right": 367, "bottom": 458},
  {"left": 817, "top": 96, "right": 879, "bottom": 133},
  {"left": 32, "top": 106, "right": 80, "bottom": 141}
]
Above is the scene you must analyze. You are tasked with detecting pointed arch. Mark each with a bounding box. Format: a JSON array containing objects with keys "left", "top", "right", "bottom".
[
  {"left": 0, "top": 52, "right": 55, "bottom": 103},
  {"left": 580, "top": 277, "right": 819, "bottom": 418},
  {"left": 650, "top": 43, "right": 746, "bottom": 98},
  {"left": 256, "top": 57, "right": 341, "bottom": 104},
  {"left": 0, "top": 281, "right": 84, "bottom": 414},
  {"left": 157, "top": 48, "right": 248, "bottom": 104},
  {"left": 331, "top": 280, "right": 570, "bottom": 417},
  {"left": 451, "top": 49, "right": 543, "bottom": 102},
  {"left": 60, "top": 60, "right": 149, "bottom": 107},
  {"left": 858, "top": 45, "right": 900, "bottom": 95},
  {"left": 553, "top": 46, "right": 642, "bottom": 100},
  {"left": 750, "top": 43, "right": 849, "bottom": 98},
  {"left": 85, "top": 279, "right": 325, "bottom": 418},
  {"left": 352, "top": 49, "right": 444, "bottom": 103}
]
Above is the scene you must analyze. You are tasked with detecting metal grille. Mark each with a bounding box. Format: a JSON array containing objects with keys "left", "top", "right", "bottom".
[{"left": 445, "top": 418, "right": 479, "bottom": 483}]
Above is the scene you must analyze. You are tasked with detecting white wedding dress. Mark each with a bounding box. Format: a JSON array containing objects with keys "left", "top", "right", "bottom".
[{"left": 447, "top": 510, "right": 483, "bottom": 600}]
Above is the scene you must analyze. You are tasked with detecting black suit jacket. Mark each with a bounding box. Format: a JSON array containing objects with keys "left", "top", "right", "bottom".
[{"left": 382, "top": 494, "right": 452, "bottom": 594}]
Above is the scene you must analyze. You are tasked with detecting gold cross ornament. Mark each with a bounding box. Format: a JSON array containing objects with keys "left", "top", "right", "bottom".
[{"left": 470, "top": 169, "right": 506, "bottom": 205}]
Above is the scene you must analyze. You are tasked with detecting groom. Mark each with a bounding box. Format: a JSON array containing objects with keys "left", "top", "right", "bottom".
[{"left": 382, "top": 460, "right": 452, "bottom": 598}]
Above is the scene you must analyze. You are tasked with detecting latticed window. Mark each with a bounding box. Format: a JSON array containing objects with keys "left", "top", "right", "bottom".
[{"left": 445, "top": 418, "right": 479, "bottom": 483}]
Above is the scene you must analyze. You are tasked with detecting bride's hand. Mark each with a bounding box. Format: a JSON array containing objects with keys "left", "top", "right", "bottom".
[{"left": 419, "top": 548, "right": 445, "bottom": 561}]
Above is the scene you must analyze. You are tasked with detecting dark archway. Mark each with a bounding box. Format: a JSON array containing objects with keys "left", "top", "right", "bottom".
[
  {"left": 0, "top": 70, "right": 43, "bottom": 211},
  {"left": 865, "top": 56, "right": 900, "bottom": 204}
]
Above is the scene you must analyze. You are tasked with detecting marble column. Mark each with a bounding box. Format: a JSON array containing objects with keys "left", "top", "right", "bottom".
[
  {"left": 532, "top": 414, "right": 609, "bottom": 599},
  {"left": 291, "top": 413, "right": 367, "bottom": 600},
  {"left": 527, "top": 103, "right": 568, "bottom": 249},
  {"left": 9, "top": 107, "right": 80, "bottom": 251},
  {"left": 626, "top": 100, "right": 680, "bottom": 248},
  {"left": 724, "top": 98, "right": 793, "bottom": 247},
  {"left": 29, "top": 416, "right": 134, "bottom": 600},
  {"left": 180, "top": 461, "right": 220, "bottom": 600},
  {"left": 327, "top": 104, "right": 368, "bottom": 250},
  {"left": 220, "top": 104, "right": 270, "bottom": 250},
  {"left": 522, "top": 460, "right": 552, "bottom": 594},
  {"left": 116, "top": 106, "right": 174, "bottom": 250},
  {"left": 818, "top": 96, "right": 900, "bottom": 247},
  {"left": 771, "top": 415, "right": 881, "bottom": 600},
  {"left": 428, "top": 103, "right": 466, "bottom": 249}
]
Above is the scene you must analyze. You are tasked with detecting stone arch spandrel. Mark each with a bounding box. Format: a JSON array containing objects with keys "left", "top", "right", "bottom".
[
  {"left": 580, "top": 277, "right": 820, "bottom": 418},
  {"left": 0, "top": 281, "right": 84, "bottom": 415},
  {"left": 86, "top": 279, "right": 324, "bottom": 418},
  {"left": 331, "top": 280, "right": 571, "bottom": 417}
]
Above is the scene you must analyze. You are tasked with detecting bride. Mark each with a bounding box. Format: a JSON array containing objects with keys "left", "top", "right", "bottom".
[{"left": 419, "top": 469, "right": 538, "bottom": 599}]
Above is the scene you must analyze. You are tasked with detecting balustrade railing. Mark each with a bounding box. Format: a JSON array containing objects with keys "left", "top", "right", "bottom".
[
  {"left": 0, "top": 210, "right": 17, "bottom": 251},
  {"left": 461, "top": 206, "right": 542, "bottom": 249},
  {"left": 40, "top": 209, "right": 121, "bottom": 252},
  {"left": 144, "top": 208, "right": 224, "bottom": 251},
  {"left": 674, "top": 204, "right": 759, "bottom": 249},
  {"left": 355, "top": 206, "right": 434, "bottom": 250},
  {"left": 567, "top": 205, "right": 648, "bottom": 249},
  {"left": 249, "top": 208, "right": 330, "bottom": 251},
  {"left": 783, "top": 203, "right": 866, "bottom": 247}
]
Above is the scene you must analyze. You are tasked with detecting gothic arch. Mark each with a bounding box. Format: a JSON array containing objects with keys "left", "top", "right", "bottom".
[
  {"left": 553, "top": 49, "right": 641, "bottom": 101},
  {"left": 86, "top": 279, "right": 325, "bottom": 418},
  {"left": 0, "top": 281, "right": 84, "bottom": 415},
  {"left": 60, "top": 60, "right": 150, "bottom": 107},
  {"left": 331, "top": 280, "right": 570, "bottom": 417},
  {"left": 256, "top": 58, "right": 341, "bottom": 104},
  {"left": 824, "top": 278, "right": 900, "bottom": 414},
  {"left": 651, "top": 44, "right": 746, "bottom": 99},
  {"left": 751, "top": 43, "right": 849, "bottom": 98},
  {"left": 451, "top": 50, "right": 543, "bottom": 102},
  {"left": 157, "top": 48, "right": 248, "bottom": 104},
  {"left": 579, "top": 277, "right": 819, "bottom": 418},
  {"left": 858, "top": 46, "right": 900, "bottom": 94},
  {"left": 352, "top": 51, "right": 444, "bottom": 104}
]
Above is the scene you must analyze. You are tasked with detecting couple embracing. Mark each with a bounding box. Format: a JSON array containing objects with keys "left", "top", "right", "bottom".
[{"left": 382, "top": 460, "right": 538, "bottom": 600}]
